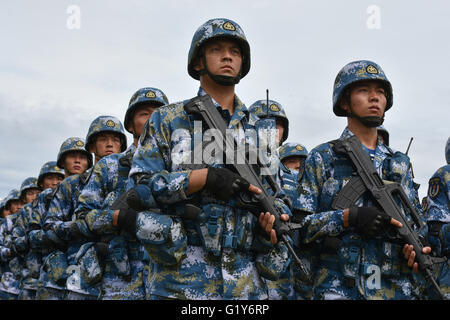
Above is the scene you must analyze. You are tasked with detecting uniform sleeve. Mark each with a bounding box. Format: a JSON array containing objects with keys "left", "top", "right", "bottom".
[
  {"left": 129, "top": 109, "right": 191, "bottom": 205},
  {"left": 10, "top": 209, "right": 28, "bottom": 255},
  {"left": 426, "top": 169, "right": 450, "bottom": 223},
  {"left": 44, "top": 179, "right": 81, "bottom": 241},
  {"left": 0, "top": 220, "right": 12, "bottom": 261},
  {"left": 295, "top": 149, "right": 345, "bottom": 244},
  {"left": 75, "top": 159, "right": 117, "bottom": 235},
  {"left": 27, "top": 192, "right": 65, "bottom": 249}
]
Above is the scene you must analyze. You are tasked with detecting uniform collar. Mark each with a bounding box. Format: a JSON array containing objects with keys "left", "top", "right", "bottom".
[
  {"left": 339, "top": 126, "right": 390, "bottom": 168},
  {"left": 197, "top": 87, "right": 250, "bottom": 128}
]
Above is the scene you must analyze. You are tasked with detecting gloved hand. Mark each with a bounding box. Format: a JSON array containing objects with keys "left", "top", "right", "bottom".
[
  {"left": 205, "top": 167, "right": 250, "bottom": 201},
  {"left": 94, "top": 242, "right": 109, "bottom": 258},
  {"left": 126, "top": 184, "right": 157, "bottom": 211},
  {"left": 348, "top": 206, "right": 392, "bottom": 237},
  {"left": 69, "top": 221, "right": 83, "bottom": 240},
  {"left": 117, "top": 208, "right": 138, "bottom": 234}
]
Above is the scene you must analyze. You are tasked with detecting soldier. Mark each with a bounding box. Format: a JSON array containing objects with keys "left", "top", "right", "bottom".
[
  {"left": 74, "top": 88, "right": 168, "bottom": 300},
  {"left": 425, "top": 137, "right": 450, "bottom": 299},
  {"left": 128, "top": 18, "right": 291, "bottom": 300},
  {"left": 248, "top": 99, "right": 289, "bottom": 146},
  {"left": 9, "top": 177, "right": 41, "bottom": 300},
  {"left": 43, "top": 117, "right": 126, "bottom": 300},
  {"left": 296, "top": 60, "right": 432, "bottom": 300},
  {"left": 278, "top": 142, "right": 316, "bottom": 300},
  {"left": 41, "top": 137, "right": 94, "bottom": 300},
  {"left": 4, "top": 189, "right": 23, "bottom": 216},
  {"left": 24, "top": 161, "right": 65, "bottom": 300},
  {"left": 0, "top": 189, "right": 23, "bottom": 299},
  {"left": 19, "top": 178, "right": 41, "bottom": 205},
  {"left": 85, "top": 116, "right": 128, "bottom": 165},
  {"left": 247, "top": 100, "right": 297, "bottom": 300}
]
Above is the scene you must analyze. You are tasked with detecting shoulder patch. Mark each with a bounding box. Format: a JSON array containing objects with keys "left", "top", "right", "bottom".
[{"left": 428, "top": 177, "right": 441, "bottom": 198}]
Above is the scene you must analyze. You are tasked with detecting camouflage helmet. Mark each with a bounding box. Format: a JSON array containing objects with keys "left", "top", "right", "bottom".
[
  {"left": 278, "top": 142, "right": 308, "bottom": 162},
  {"left": 188, "top": 18, "right": 251, "bottom": 82},
  {"left": 446, "top": 136, "right": 450, "bottom": 165},
  {"left": 5, "top": 189, "right": 21, "bottom": 210},
  {"left": 333, "top": 60, "right": 393, "bottom": 117},
  {"left": 57, "top": 137, "right": 93, "bottom": 169},
  {"left": 124, "top": 87, "right": 169, "bottom": 133},
  {"left": 85, "top": 116, "right": 127, "bottom": 153},
  {"left": 37, "top": 161, "right": 65, "bottom": 187},
  {"left": 249, "top": 99, "right": 289, "bottom": 143},
  {"left": 377, "top": 125, "right": 390, "bottom": 146},
  {"left": 0, "top": 197, "right": 6, "bottom": 212},
  {"left": 20, "top": 177, "right": 39, "bottom": 198}
]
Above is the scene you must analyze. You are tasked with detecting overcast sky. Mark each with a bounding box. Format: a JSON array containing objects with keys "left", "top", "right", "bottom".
[{"left": 1, "top": 0, "right": 449, "bottom": 201}]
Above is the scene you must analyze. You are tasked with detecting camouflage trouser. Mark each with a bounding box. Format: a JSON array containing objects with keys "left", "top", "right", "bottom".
[
  {"left": 18, "top": 288, "right": 37, "bottom": 300},
  {"left": 35, "top": 287, "right": 66, "bottom": 300}
]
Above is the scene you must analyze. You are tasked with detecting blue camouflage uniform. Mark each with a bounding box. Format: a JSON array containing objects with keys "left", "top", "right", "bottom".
[
  {"left": 277, "top": 142, "right": 316, "bottom": 300},
  {"left": 425, "top": 138, "right": 450, "bottom": 299},
  {"left": 29, "top": 188, "right": 68, "bottom": 300},
  {"left": 26, "top": 161, "right": 66, "bottom": 300},
  {"left": 248, "top": 100, "right": 295, "bottom": 300},
  {"left": 75, "top": 144, "right": 150, "bottom": 300},
  {"left": 41, "top": 137, "right": 99, "bottom": 300},
  {"left": 129, "top": 87, "right": 291, "bottom": 300},
  {"left": 44, "top": 172, "right": 101, "bottom": 299},
  {"left": 8, "top": 177, "right": 40, "bottom": 300},
  {"left": 296, "top": 127, "right": 427, "bottom": 299},
  {"left": 11, "top": 203, "right": 39, "bottom": 300},
  {"left": 0, "top": 190, "right": 22, "bottom": 300}
]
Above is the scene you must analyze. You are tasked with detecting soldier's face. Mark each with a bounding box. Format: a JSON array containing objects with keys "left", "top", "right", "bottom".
[
  {"left": 64, "top": 151, "right": 89, "bottom": 176},
  {"left": 196, "top": 39, "right": 242, "bottom": 78},
  {"left": 282, "top": 157, "right": 301, "bottom": 172},
  {"left": 23, "top": 188, "right": 40, "bottom": 204},
  {"left": 343, "top": 81, "right": 387, "bottom": 118},
  {"left": 9, "top": 200, "right": 22, "bottom": 214},
  {"left": 42, "top": 173, "right": 63, "bottom": 189},
  {"left": 130, "top": 105, "right": 157, "bottom": 138},
  {"left": 91, "top": 132, "right": 122, "bottom": 158}
]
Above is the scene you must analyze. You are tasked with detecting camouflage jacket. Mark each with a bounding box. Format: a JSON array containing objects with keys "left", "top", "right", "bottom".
[
  {"left": 296, "top": 127, "right": 426, "bottom": 300},
  {"left": 129, "top": 87, "right": 290, "bottom": 300}
]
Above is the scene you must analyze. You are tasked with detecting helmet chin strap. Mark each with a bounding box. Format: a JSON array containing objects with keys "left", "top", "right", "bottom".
[
  {"left": 347, "top": 104, "right": 385, "bottom": 128},
  {"left": 200, "top": 55, "right": 242, "bottom": 86}
]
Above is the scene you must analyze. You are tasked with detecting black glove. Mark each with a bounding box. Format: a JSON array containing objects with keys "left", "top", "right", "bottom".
[
  {"left": 69, "top": 221, "right": 83, "bottom": 240},
  {"left": 117, "top": 208, "right": 138, "bottom": 235},
  {"left": 348, "top": 206, "right": 392, "bottom": 237},
  {"left": 94, "top": 242, "right": 109, "bottom": 258},
  {"left": 205, "top": 167, "right": 250, "bottom": 201}
]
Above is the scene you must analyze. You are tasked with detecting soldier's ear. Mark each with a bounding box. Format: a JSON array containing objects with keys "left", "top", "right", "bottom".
[
  {"left": 193, "top": 55, "right": 204, "bottom": 72},
  {"left": 340, "top": 100, "right": 349, "bottom": 112}
]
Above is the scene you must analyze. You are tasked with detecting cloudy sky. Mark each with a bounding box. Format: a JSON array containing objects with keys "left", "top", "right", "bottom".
[{"left": 1, "top": 0, "right": 449, "bottom": 201}]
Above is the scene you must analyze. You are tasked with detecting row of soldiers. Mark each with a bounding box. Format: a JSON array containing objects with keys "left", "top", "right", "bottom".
[{"left": 0, "top": 18, "right": 449, "bottom": 300}]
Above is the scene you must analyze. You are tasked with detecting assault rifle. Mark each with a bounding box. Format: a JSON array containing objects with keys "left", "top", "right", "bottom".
[
  {"left": 331, "top": 135, "right": 445, "bottom": 299},
  {"left": 184, "top": 94, "right": 311, "bottom": 283}
]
